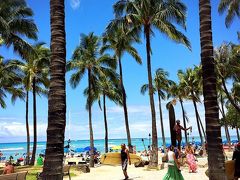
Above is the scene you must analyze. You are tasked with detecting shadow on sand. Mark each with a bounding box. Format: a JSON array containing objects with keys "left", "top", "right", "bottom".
[{"left": 121, "top": 176, "right": 141, "bottom": 180}]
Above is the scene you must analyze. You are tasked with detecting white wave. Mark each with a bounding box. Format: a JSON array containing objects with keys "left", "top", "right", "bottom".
[
  {"left": 109, "top": 144, "right": 117, "bottom": 147},
  {"left": 30, "top": 145, "right": 45, "bottom": 148},
  {"left": 0, "top": 147, "right": 24, "bottom": 151}
]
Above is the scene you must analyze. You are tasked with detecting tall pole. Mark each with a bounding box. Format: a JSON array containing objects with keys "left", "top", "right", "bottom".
[
  {"left": 68, "top": 110, "right": 71, "bottom": 140},
  {"left": 148, "top": 133, "right": 151, "bottom": 149}
]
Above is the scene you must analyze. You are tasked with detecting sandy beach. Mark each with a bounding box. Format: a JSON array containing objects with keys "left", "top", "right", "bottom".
[
  {"left": 65, "top": 155, "right": 210, "bottom": 180},
  {"left": 67, "top": 164, "right": 208, "bottom": 180},
  {"left": 62, "top": 151, "right": 236, "bottom": 180}
]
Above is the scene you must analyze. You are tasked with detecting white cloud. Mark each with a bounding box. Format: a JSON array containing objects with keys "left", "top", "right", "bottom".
[
  {"left": 0, "top": 121, "right": 48, "bottom": 137},
  {"left": 70, "top": 0, "right": 81, "bottom": 10},
  {"left": 0, "top": 100, "right": 237, "bottom": 142},
  {"left": 107, "top": 105, "right": 151, "bottom": 114}
]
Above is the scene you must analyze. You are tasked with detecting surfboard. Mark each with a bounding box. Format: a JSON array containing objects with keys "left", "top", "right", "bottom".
[{"left": 100, "top": 152, "right": 142, "bottom": 165}]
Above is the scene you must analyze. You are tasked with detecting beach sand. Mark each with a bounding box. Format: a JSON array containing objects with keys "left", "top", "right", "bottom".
[
  {"left": 67, "top": 164, "right": 208, "bottom": 180},
  {"left": 64, "top": 151, "right": 236, "bottom": 180},
  {"left": 66, "top": 157, "right": 209, "bottom": 180}
]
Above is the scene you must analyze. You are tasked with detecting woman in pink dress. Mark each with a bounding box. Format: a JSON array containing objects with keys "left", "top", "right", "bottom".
[{"left": 185, "top": 144, "right": 197, "bottom": 173}]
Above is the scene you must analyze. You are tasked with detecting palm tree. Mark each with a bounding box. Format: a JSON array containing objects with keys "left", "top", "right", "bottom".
[
  {"left": 199, "top": 0, "right": 226, "bottom": 178},
  {"left": 177, "top": 67, "right": 205, "bottom": 144},
  {"left": 85, "top": 75, "right": 121, "bottom": 153},
  {"left": 218, "top": 0, "right": 240, "bottom": 28},
  {"left": 214, "top": 44, "right": 240, "bottom": 113},
  {"left": 102, "top": 24, "right": 141, "bottom": 151},
  {"left": 114, "top": 0, "right": 190, "bottom": 167},
  {"left": 0, "top": 0, "right": 38, "bottom": 58},
  {"left": 219, "top": 93, "right": 231, "bottom": 146},
  {"left": 42, "top": 0, "right": 66, "bottom": 178},
  {"left": 0, "top": 58, "right": 25, "bottom": 109},
  {"left": 68, "top": 32, "right": 116, "bottom": 167},
  {"left": 141, "top": 68, "right": 173, "bottom": 151},
  {"left": 100, "top": 78, "right": 122, "bottom": 153},
  {"left": 12, "top": 42, "right": 50, "bottom": 165},
  {"left": 224, "top": 104, "right": 240, "bottom": 140}
]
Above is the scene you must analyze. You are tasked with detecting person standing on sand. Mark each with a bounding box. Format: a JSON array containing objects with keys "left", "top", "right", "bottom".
[
  {"left": 163, "top": 145, "right": 184, "bottom": 180},
  {"left": 185, "top": 144, "right": 197, "bottom": 173},
  {"left": 232, "top": 142, "right": 240, "bottom": 180},
  {"left": 121, "top": 144, "right": 131, "bottom": 180},
  {"left": 174, "top": 120, "right": 192, "bottom": 150}
]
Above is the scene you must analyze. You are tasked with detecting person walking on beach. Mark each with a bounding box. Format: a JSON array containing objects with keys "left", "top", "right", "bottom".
[
  {"left": 185, "top": 144, "right": 197, "bottom": 173},
  {"left": 232, "top": 142, "right": 240, "bottom": 180},
  {"left": 174, "top": 120, "right": 192, "bottom": 150},
  {"left": 121, "top": 144, "right": 131, "bottom": 180},
  {"left": 163, "top": 145, "right": 184, "bottom": 180}
]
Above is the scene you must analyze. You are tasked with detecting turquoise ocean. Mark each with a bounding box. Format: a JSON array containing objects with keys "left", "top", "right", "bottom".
[{"left": 0, "top": 136, "right": 238, "bottom": 160}]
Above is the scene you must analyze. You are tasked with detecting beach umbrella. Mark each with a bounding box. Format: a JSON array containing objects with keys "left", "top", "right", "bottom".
[
  {"left": 231, "top": 140, "right": 238, "bottom": 144},
  {"left": 64, "top": 148, "right": 70, "bottom": 153},
  {"left": 83, "top": 146, "right": 97, "bottom": 151},
  {"left": 110, "top": 145, "right": 121, "bottom": 150},
  {"left": 222, "top": 140, "right": 228, "bottom": 144},
  {"left": 75, "top": 148, "right": 85, "bottom": 153},
  {"left": 165, "top": 143, "right": 171, "bottom": 148},
  {"left": 64, "top": 145, "right": 70, "bottom": 148}
]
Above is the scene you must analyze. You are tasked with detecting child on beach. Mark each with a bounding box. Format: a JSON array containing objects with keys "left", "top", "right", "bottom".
[{"left": 185, "top": 144, "right": 197, "bottom": 173}]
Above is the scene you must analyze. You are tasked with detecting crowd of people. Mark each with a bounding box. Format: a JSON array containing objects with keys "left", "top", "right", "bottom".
[{"left": 121, "top": 120, "right": 240, "bottom": 180}]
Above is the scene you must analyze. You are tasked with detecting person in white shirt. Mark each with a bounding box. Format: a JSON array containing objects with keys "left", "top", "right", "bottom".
[{"left": 163, "top": 145, "right": 184, "bottom": 180}]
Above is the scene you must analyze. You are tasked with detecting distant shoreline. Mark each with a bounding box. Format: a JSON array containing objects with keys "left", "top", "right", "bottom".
[{"left": 0, "top": 135, "right": 238, "bottom": 145}]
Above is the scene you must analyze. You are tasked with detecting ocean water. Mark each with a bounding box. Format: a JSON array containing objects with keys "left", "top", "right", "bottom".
[{"left": 0, "top": 136, "right": 238, "bottom": 161}]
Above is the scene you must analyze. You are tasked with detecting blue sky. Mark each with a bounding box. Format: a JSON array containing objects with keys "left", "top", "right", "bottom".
[{"left": 0, "top": 0, "right": 239, "bottom": 143}]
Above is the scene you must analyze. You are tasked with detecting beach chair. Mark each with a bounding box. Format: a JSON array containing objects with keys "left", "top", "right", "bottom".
[
  {"left": 0, "top": 173, "right": 17, "bottom": 180},
  {"left": 16, "top": 171, "right": 28, "bottom": 180}
]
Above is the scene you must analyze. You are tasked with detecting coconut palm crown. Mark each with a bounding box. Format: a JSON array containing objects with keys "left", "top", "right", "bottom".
[{"left": 113, "top": 0, "right": 191, "bottom": 167}]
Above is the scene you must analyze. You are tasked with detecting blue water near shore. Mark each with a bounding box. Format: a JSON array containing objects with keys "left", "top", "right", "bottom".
[{"left": 0, "top": 136, "right": 238, "bottom": 160}]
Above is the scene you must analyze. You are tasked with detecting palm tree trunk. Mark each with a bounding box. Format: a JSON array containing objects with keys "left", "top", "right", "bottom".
[
  {"left": 30, "top": 77, "right": 37, "bottom": 165},
  {"left": 88, "top": 69, "right": 95, "bottom": 167},
  {"left": 220, "top": 95, "right": 231, "bottom": 147},
  {"left": 196, "top": 110, "right": 206, "bottom": 140},
  {"left": 237, "top": 127, "right": 240, "bottom": 141},
  {"left": 25, "top": 90, "right": 30, "bottom": 165},
  {"left": 179, "top": 98, "right": 188, "bottom": 144},
  {"left": 118, "top": 56, "right": 132, "bottom": 151},
  {"left": 103, "top": 94, "right": 108, "bottom": 153},
  {"left": 158, "top": 91, "right": 166, "bottom": 151},
  {"left": 192, "top": 99, "right": 203, "bottom": 145},
  {"left": 145, "top": 25, "right": 158, "bottom": 168},
  {"left": 199, "top": 0, "right": 226, "bottom": 179},
  {"left": 42, "top": 0, "right": 66, "bottom": 178}
]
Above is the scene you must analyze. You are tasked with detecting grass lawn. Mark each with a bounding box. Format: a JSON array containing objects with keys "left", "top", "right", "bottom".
[{"left": 0, "top": 165, "right": 78, "bottom": 180}]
